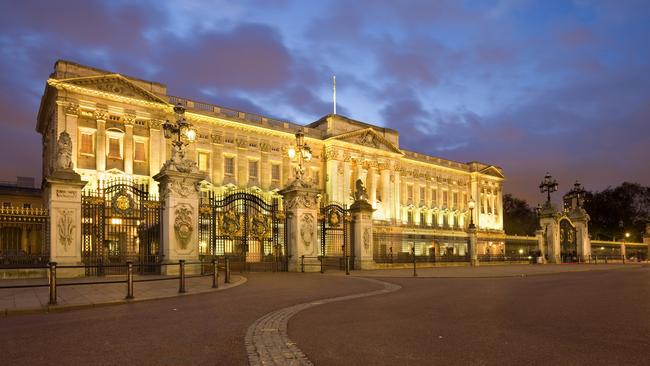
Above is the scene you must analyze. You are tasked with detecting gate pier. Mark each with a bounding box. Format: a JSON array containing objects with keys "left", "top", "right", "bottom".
[
  {"left": 279, "top": 182, "right": 320, "bottom": 272},
  {"left": 44, "top": 132, "right": 87, "bottom": 278},
  {"left": 154, "top": 169, "right": 207, "bottom": 275},
  {"left": 350, "top": 198, "right": 374, "bottom": 270}
]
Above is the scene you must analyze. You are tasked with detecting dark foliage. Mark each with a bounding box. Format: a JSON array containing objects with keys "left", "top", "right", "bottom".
[
  {"left": 503, "top": 193, "right": 537, "bottom": 236},
  {"left": 584, "top": 182, "right": 650, "bottom": 242}
]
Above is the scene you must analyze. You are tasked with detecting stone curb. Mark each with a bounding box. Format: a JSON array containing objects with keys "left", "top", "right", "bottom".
[
  {"left": 346, "top": 263, "right": 646, "bottom": 279},
  {"left": 1, "top": 275, "right": 247, "bottom": 317},
  {"left": 245, "top": 276, "right": 401, "bottom": 366}
]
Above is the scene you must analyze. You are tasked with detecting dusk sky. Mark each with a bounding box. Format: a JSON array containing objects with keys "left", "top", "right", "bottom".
[{"left": 1, "top": 0, "right": 648, "bottom": 204}]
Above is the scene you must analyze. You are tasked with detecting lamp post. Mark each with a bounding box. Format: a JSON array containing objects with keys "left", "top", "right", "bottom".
[
  {"left": 467, "top": 198, "right": 476, "bottom": 229},
  {"left": 287, "top": 129, "right": 313, "bottom": 183},
  {"left": 539, "top": 172, "right": 558, "bottom": 204},
  {"left": 162, "top": 103, "right": 197, "bottom": 163}
]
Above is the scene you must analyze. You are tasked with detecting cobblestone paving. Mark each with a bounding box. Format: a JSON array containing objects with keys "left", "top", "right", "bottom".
[{"left": 245, "top": 277, "right": 401, "bottom": 365}]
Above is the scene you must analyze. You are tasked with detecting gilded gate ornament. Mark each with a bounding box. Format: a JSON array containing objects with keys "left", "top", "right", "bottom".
[
  {"left": 328, "top": 210, "right": 341, "bottom": 227},
  {"left": 174, "top": 205, "right": 194, "bottom": 250},
  {"left": 249, "top": 213, "right": 272, "bottom": 240},
  {"left": 220, "top": 210, "right": 243, "bottom": 238},
  {"left": 112, "top": 189, "right": 134, "bottom": 216}
]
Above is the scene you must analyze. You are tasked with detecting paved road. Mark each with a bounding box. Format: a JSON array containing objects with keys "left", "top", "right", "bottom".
[
  {"left": 0, "top": 273, "right": 382, "bottom": 366},
  {"left": 1, "top": 266, "right": 648, "bottom": 365},
  {"left": 291, "top": 266, "right": 650, "bottom": 365}
]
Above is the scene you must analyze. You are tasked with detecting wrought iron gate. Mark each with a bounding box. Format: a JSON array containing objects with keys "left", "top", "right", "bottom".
[
  {"left": 81, "top": 179, "right": 162, "bottom": 275},
  {"left": 319, "top": 202, "right": 352, "bottom": 271},
  {"left": 559, "top": 218, "right": 577, "bottom": 262},
  {"left": 199, "top": 190, "right": 287, "bottom": 272}
]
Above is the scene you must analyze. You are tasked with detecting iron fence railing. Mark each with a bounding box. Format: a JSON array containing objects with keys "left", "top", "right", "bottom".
[
  {"left": 0, "top": 253, "right": 50, "bottom": 267},
  {"left": 0, "top": 259, "right": 234, "bottom": 306}
]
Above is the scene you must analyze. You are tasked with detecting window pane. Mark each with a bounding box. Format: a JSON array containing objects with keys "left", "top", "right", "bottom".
[
  {"left": 249, "top": 161, "right": 258, "bottom": 178},
  {"left": 198, "top": 152, "right": 209, "bottom": 171},
  {"left": 80, "top": 133, "right": 93, "bottom": 154},
  {"left": 134, "top": 141, "right": 146, "bottom": 161},
  {"left": 108, "top": 138, "right": 120, "bottom": 158},
  {"left": 225, "top": 157, "right": 234, "bottom": 175},
  {"left": 271, "top": 164, "right": 280, "bottom": 181}
]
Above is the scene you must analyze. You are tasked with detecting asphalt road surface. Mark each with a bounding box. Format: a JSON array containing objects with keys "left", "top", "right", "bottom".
[
  {"left": 292, "top": 266, "right": 650, "bottom": 365},
  {"left": 1, "top": 266, "right": 648, "bottom": 365}
]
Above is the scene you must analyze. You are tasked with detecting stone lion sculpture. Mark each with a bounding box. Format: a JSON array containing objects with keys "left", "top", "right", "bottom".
[{"left": 56, "top": 131, "right": 74, "bottom": 170}]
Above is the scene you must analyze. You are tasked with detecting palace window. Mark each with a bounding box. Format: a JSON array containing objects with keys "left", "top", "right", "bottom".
[
  {"left": 23, "top": 203, "right": 31, "bottom": 209},
  {"left": 419, "top": 187, "right": 425, "bottom": 204},
  {"left": 134, "top": 141, "right": 146, "bottom": 162},
  {"left": 453, "top": 192, "right": 458, "bottom": 209},
  {"left": 442, "top": 191, "right": 448, "bottom": 207},
  {"left": 2, "top": 202, "right": 10, "bottom": 208},
  {"left": 407, "top": 185, "right": 413, "bottom": 203},
  {"left": 249, "top": 161, "right": 258, "bottom": 179},
  {"left": 80, "top": 133, "right": 94, "bottom": 155},
  {"left": 271, "top": 164, "right": 280, "bottom": 181},
  {"left": 108, "top": 138, "right": 121, "bottom": 158},
  {"left": 224, "top": 157, "right": 235, "bottom": 176},
  {"left": 198, "top": 152, "right": 210, "bottom": 172},
  {"left": 431, "top": 189, "right": 437, "bottom": 206}
]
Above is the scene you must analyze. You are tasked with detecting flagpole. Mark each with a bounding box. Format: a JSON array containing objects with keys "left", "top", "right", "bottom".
[{"left": 333, "top": 75, "right": 337, "bottom": 115}]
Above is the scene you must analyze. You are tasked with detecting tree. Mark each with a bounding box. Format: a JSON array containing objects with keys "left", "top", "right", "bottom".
[
  {"left": 503, "top": 193, "right": 537, "bottom": 236},
  {"left": 584, "top": 182, "right": 650, "bottom": 242}
]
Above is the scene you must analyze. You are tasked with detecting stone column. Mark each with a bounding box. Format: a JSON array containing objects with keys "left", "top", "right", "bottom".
[
  {"left": 468, "top": 226, "right": 478, "bottom": 266},
  {"left": 44, "top": 165, "right": 87, "bottom": 278},
  {"left": 379, "top": 169, "right": 387, "bottom": 219},
  {"left": 153, "top": 169, "right": 207, "bottom": 275},
  {"left": 350, "top": 199, "right": 375, "bottom": 270},
  {"left": 279, "top": 183, "right": 320, "bottom": 272},
  {"left": 149, "top": 120, "right": 163, "bottom": 178},
  {"left": 95, "top": 109, "right": 108, "bottom": 172},
  {"left": 124, "top": 122, "right": 134, "bottom": 175}
]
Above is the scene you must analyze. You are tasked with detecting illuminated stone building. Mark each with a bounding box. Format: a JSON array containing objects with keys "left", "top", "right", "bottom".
[{"left": 36, "top": 60, "right": 506, "bottom": 258}]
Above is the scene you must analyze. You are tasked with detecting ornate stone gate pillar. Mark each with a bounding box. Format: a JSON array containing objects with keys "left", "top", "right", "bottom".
[
  {"left": 279, "top": 183, "right": 321, "bottom": 272},
  {"left": 154, "top": 168, "right": 206, "bottom": 275},
  {"left": 44, "top": 131, "right": 87, "bottom": 277},
  {"left": 539, "top": 204, "right": 560, "bottom": 264},
  {"left": 350, "top": 196, "right": 375, "bottom": 270}
]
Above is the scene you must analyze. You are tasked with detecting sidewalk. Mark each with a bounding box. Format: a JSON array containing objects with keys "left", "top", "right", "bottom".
[
  {"left": 343, "top": 263, "right": 647, "bottom": 278},
  {"left": 0, "top": 273, "right": 246, "bottom": 316}
]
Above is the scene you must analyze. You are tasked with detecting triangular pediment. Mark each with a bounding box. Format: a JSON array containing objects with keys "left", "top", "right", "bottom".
[
  {"left": 55, "top": 74, "right": 167, "bottom": 104},
  {"left": 479, "top": 165, "right": 505, "bottom": 179},
  {"left": 328, "top": 128, "right": 403, "bottom": 154}
]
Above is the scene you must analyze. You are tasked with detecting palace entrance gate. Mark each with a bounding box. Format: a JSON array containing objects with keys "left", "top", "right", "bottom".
[
  {"left": 81, "top": 179, "right": 162, "bottom": 276},
  {"left": 319, "top": 202, "right": 352, "bottom": 272},
  {"left": 559, "top": 218, "right": 578, "bottom": 262},
  {"left": 199, "top": 191, "right": 287, "bottom": 272}
]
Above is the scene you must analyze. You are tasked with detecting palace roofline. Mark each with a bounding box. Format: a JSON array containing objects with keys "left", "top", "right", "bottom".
[{"left": 41, "top": 60, "right": 503, "bottom": 176}]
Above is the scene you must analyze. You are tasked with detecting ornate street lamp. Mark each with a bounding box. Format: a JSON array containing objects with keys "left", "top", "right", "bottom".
[
  {"left": 161, "top": 103, "right": 197, "bottom": 172},
  {"left": 287, "top": 129, "right": 313, "bottom": 183},
  {"left": 467, "top": 198, "right": 476, "bottom": 229},
  {"left": 539, "top": 172, "right": 558, "bottom": 204}
]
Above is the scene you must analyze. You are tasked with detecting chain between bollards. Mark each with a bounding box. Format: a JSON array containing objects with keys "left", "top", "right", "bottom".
[
  {"left": 178, "top": 259, "right": 186, "bottom": 293},
  {"left": 48, "top": 262, "right": 57, "bottom": 305},
  {"left": 225, "top": 257, "right": 231, "bottom": 284},
  {"left": 212, "top": 258, "right": 219, "bottom": 289},
  {"left": 126, "top": 261, "right": 134, "bottom": 299}
]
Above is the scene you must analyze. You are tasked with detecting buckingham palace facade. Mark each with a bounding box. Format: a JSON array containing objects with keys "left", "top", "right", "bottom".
[{"left": 35, "top": 60, "right": 505, "bottom": 263}]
